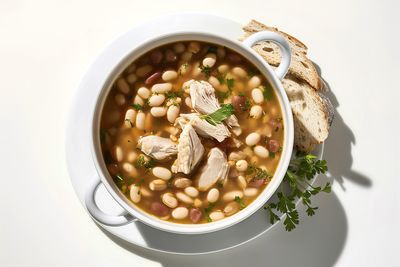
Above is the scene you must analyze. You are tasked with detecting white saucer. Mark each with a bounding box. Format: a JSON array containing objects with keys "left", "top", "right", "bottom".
[{"left": 66, "top": 13, "right": 323, "bottom": 255}]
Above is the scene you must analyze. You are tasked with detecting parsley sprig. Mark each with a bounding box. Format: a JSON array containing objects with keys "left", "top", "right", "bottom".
[
  {"left": 264, "top": 152, "right": 330, "bottom": 231},
  {"left": 136, "top": 155, "right": 155, "bottom": 170},
  {"left": 200, "top": 104, "right": 235, "bottom": 126}
]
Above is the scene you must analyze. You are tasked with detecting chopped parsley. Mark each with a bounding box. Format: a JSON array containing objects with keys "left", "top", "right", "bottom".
[
  {"left": 131, "top": 103, "right": 144, "bottom": 111},
  {"left": 114, "top": 174, "right": 125, "bottom": 188},
  {"left": 136, "top": 155, "right": 155, "bottom": 170},
  {"left": 200, "top": 104, "right": 235, "bottom": 126},
  {"left": 226, "top": 78, "right": 235, "bottom": 91},
  {"left": 242, "top": 99, "right": 251, "bottom": 111},
  {"left": 166, "top": 91, "right": 183, "bottom": 99},
  {"left": 246, "top": 164, "right": 272, "bottom": 180},
  {"left": 234, "top": 196, "right": 246, "bottom": 209},
  {"left": 207, "top": 46, "right": 218, "bottom": 53},
  {"left": 125, "top": 119, "right": 133, "bottom": 127},
  {"left": 217, "top": 75, "right": 225, "bottom": 84},
  {"left": 200, "top": 65, "right": 212, "bottom": 78},
  {"left": 262, "top": 85, "right": 273, "bottom": 101}
]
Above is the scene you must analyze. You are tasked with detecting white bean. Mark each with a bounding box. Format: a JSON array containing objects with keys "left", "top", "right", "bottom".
[
  {"left": 178, "top": 63, "right": 190, "bottom": 75},
  {"left": 114, "top": 93, "right": 126, "bottom": 106},
  {"left": 251, "top": 88, "right": 264, "bottom": 104},
  {"left": 224, "top": 202, "right": 239, "bottom": 216},
  {"left": 124, "top": 109, "right": 136, "bottom": 127},
  {"left": 208, "top": 76, "right": 221, "bottom": 89},
  {"left": 135, "top": 112, "right": 145, "bottom": 130},
  {"left": 152, "top": 167, "right": 172, "bottom": 180},
  {"left": 202, "top": 53, "right": 216, "bottom": 68},
  {"left": 250, "top": 105, "right": 263, "bottom": 119},
  {"left": 133, "top": 95, "right": 144, "bottom": 106},
  {"left": 126, "top": 151, "right": 138, "bottom": 163},
  {"left": 148, "top": 94, "right": 165, "bottom": 107},
  {"left": 167, "top": 105, "right": 180, "bottom": 123},
  {"left": 192, "top": 63, "right": 202, "bottom": 77},
  {"left": 149, "top": 179, "right": 167, "bottom": 191},
  {"left": 112, "top": 146, "right": 123, "bottom": 162},
  {"left": 144, "top": 113, "right": 153, "bottom": 131},
  {"left": 126, "top": 73, "right": 137, "bottom": 84},
  {"left": 194, "top": 198, "right": 203, "bottom": 208},
  {"left": 254, "top": 146, "right": 269, "bottom": 158},
  {"left": 185, "top": 97, "right": 192, "bottom": 108},
  {"left": 140, "top": 186, "right": 152, "bottom": 197},
  {"left": 176, "top": 192, "right": 194, "bottom": 204},
  {"left": 162, "top": 193, "right": 178, "bottom": 208},
  {"left": 232, "top": 67, "right": 247, "bottom": 78},
  {"left": 122, "top": 162, "right": 137, "bottom": 176},
  {"left": 173, "top": 43, "right": 185, "bottom": 54},
  {"left": 151, "top": 83, "right": 172, "bottom": 93},
  {"left": 245, "top": 132, "right": 261, "bottom": 146},
  {"left": 117, "top": 78, "right": 130, "bottom": 94},
  {"left": 244, "top": 188, "right": 259, "bottom": 197},
  {"left": 218, "top": 64, "right": 229, "bottom": 74},
  {"left": 217, "top": 47, "right": 226, "bottom": 58},
  {"left": 222, "top": 190, "right": 243, "bottom": 202},
  {"left": 172, "top": 207, "right": 189, "bottom": 219},
  {"left": 173, "top": 178, "right": 192, "bottom": 188},
  {"left": 207, "top": 188, "right": 220, "bottom": 203},
  {"left": 136, "top": 65, "right": 153, "bottom": 77},
  {"left": 228, "top": 151, "right": 246, "bottom": 161},
  {"left": 236, "top": 160, "right": 248, "bottom": 172},
  {"left": 238, "top": 175, "right": 247, "bottom": 189},
  {"left": 188, "top": 42, "right": 200, "bottom": 53},
  {"left": 209, "top": 211, "right": 225, "bottom": 221},
  {"left": 130, "top": 185, "right": 141, "bottom": 203},
  {"left": 181, "top": 51, "right": 192, "bottom": 61},
  {"left": 137, "top": 87, "right": 151, "bottom": 99},
  {"left": 162, "top": 70, "right": 178, "bottom": 81},
  {"left": 248, "top": 75, "right": 261, "bottom": 88},
  {"left": 184, "top": 187, "right": 199, "bottom": 198},
  {"left": 150, "top": 107, "right": 167, "bottom": 117}
]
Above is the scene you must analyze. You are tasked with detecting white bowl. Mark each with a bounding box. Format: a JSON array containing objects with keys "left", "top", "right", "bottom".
[{"left": 84, "top": 30, "right": 294, "bottom": 234}]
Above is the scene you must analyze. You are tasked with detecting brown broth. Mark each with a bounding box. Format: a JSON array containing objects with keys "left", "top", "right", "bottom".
[{"left": 100, "top": 41, "right": 284, "bottom": 224}]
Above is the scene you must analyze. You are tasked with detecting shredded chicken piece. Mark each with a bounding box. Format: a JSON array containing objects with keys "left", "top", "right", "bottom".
[
  {"left": 137, "top": 136, "right": 178, "bottom": 160},
  {"left": 188, "top": 80, "right": 242, "bottom": 136},
  {"left": 197, "top": 148, "right": 230, "bottom": 191},
  {"left": 173, "top": 124, "right": 204, "bottom": 174},
  {"left": 178, "top": 113, "right": 231, "bottom": 142}
]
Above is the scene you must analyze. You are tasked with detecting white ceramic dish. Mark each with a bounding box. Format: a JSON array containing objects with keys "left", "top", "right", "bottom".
[
  {"left": 85, "top": 31, "right": 293, "bottom": 234},
  {"left": 66, "top": 13, "right": 322, "bottom": 254}
]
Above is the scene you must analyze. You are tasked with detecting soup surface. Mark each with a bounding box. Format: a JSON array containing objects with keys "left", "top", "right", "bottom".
[{"left": 100, "top": 41, "right": 284, "bottom": 224}]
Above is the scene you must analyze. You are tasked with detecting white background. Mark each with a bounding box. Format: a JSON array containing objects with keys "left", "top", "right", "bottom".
[{"left": 1, "top": 0, "right": 399, "bottom": 266}]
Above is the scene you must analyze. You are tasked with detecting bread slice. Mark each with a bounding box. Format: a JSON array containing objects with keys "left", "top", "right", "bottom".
[
  {"left": 282, "top": 75, "right": 334, "bottom": 151},
  {"left": 241, "top": 20, "right": 321, "bottom": 90}
]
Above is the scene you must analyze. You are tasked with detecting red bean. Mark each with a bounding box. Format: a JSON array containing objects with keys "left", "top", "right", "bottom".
[
  {"left": 107, "top": 164, "right": 119, "bottom": 176},
  {"left": 226, "top": 53, "right": 242, "bottom": 63},
  {"left": 189, "top": 208, "right": 202, "bottom": 223},
  {"left": 268, "top": 139, "right": 280, "bottom": 153},
  {"left": 231, "top": 95, "right": 247, "bottom": 112},
  {"left": 145, "top": 71, "right": 162, "bottom": 86},
  {"left": 165, "top": 49, "right": 177, "bottom": 62},
  {"left": 248, "top": 179, "right": 265, "bottom": 188},
  {"left": 268, "top": 118, "right": 282, "bottom": 132},
  {"left": 150, "top": 51, "right": 163, "bottom": 65},
  {"left": 150, "top": 201, "right": 169, "bottom": 217}
]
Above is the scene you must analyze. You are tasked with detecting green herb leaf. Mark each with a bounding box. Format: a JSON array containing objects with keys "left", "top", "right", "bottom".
[
  {"left": 263, "top": 153, "right": 330, "bottom": 231},
  {"left": 131, "top": 104, "right": 144, "bottom": 111},
  {"left": 200, "top": 65, "right": 212, "bottom": 78},
  {"left": 226, "top": 78, "right": 235, "bottom": 91},
  {"left": 136, "top": 155, "right": 155, "bottom": 170},
  {"left": 234, "top": 196, "right": 246, "bottom": 209},
  {"left": 262, "top": 85, "right": 273, "bottom": 101},
  {"left": 200, "top": 104, "right": 235, "bottom": 126}
]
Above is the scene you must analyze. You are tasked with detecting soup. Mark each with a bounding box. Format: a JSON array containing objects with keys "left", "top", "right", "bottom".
[{"left": 100, "top": 41, "right": 284, "bottom": 224}]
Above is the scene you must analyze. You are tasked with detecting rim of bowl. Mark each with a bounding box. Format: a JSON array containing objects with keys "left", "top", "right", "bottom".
[{"left": 90, "top": 31, "right": 294, "bottom": 234}]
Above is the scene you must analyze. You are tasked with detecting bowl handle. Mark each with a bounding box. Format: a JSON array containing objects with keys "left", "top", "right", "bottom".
[
  {"left": 242, "top": 31, "right": 291, "bottom": 80},
  {"left": 85, "top": 177, "right": 137, "bottom": 226}
]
